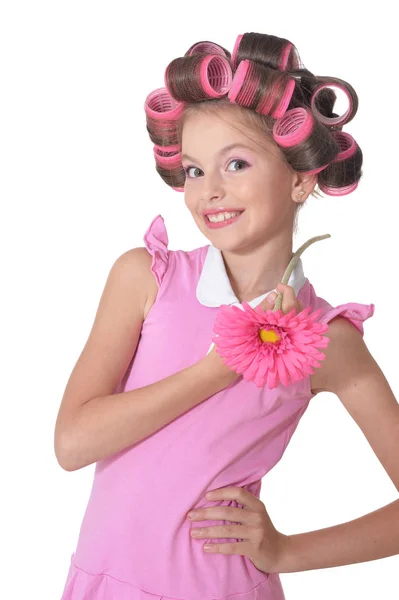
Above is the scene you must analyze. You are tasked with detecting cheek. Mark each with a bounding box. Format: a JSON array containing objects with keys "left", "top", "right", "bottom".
[{"left": 184, "top": 193, "right": 194, "bottom": 211}]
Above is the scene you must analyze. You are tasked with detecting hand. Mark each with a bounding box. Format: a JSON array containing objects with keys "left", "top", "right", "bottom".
[
  {"left": 186, "top": 486, "right": 290, "bottom": 574},
  {"left": 257, "top": 282, "right": 304, "bottom": 314},
  {"left": 206, "top": 282, "right": 304, "bottom": 380}
]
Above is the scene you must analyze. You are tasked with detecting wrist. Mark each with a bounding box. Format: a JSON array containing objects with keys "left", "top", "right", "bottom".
[
  {"left": 201, "top": 349, "right": 241, "bottom": 385},
  {"left": 272, "top": 533, "right": 294, "bottom": 574}
]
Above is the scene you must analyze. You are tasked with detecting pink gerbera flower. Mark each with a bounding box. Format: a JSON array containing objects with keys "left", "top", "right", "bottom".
[{"left": 212, "top": 302, "right": 330, "bottom": 389}]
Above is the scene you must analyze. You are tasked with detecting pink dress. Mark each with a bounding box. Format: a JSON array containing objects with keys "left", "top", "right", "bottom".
[{"left": 61, "top": 214, "right": 375, "bottom": 600}]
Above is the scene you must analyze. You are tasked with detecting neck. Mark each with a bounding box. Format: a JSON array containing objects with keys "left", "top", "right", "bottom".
[{"left": 221, "top": 241, "right": 294, "bottom": 304}]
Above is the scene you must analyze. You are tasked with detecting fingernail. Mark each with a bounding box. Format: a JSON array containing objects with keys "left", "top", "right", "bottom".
[{"left": 267, "top": 292, "right": 277, "bottom": 303}]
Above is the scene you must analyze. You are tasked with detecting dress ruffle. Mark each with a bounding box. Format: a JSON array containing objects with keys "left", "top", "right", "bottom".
[
  {"left": 60, "top": 553, "right": 277, "bottom": 600},
  {"left": 61, "top": 555, "right": 163, "bottom": 599},
  {"left": 143, "top": 214, "right": 169, "bottom": 288},
  {"left": 320, "top": 301, "right": 375, "bottom": 336}
]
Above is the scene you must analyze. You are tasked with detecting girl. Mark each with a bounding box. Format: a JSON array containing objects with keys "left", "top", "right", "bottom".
[{"left": 55, "top": 32, "right": 399, "bottom": 600}]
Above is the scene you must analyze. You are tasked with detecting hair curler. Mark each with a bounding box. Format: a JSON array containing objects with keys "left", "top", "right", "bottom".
[
  {"left": 164, "top": 54, "right": 232, "bottom": 102},
  {"left": 228, "top": 59, "right": 295, "bottom": 119}
]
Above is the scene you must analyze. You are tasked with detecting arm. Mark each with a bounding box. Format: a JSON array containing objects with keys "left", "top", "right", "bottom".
[
  {"left": 278, "top": 498, "right": 399, "bottom": 573},
  {"left": 60, "top": 351, "right": 237, "bottom": 471},
  {"left": 277, "top": 316, "right": 399, "bottom": 573},
  {"left": 54, "top": 246, "right": 239, "bottom": 472}
]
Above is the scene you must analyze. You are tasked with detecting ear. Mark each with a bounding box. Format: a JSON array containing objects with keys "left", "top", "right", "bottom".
[{"left": 291, "top": 172, "right": 318, "bottom": 203}]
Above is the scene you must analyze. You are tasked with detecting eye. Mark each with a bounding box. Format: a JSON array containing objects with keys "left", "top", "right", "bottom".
[
  {"left": 183, "top": 159, "right": 250, "bottom": 179},
  {"left": 226, "top": 159, "right": 250, "bottom": 172},
  {"left": 184, "top": 166, "right": 202, "bottom": 178}
]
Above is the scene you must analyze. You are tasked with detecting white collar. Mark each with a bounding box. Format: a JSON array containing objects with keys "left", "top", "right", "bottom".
[{"left": 196, "top": 244, "right": 307, "bottom": 308}]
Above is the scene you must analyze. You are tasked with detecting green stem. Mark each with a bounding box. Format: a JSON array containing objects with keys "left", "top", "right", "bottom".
[{"left": 273, "top": 234, "right": 331, "bottom": 313}]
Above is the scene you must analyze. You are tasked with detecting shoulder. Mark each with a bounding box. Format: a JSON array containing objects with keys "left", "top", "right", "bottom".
[
  {"left": 310, "top": 315, "right": 371, "bottom": 396},
  {"left": 112, "top": 247, "right": 159, "bottom": 319}
]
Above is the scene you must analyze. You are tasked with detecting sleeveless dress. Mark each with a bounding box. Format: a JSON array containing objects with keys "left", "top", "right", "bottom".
[{"left": 60, "top": 214, "right": 375, "bottom": 600}]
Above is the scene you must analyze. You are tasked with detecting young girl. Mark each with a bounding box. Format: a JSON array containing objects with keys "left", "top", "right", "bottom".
[{"left": 56, "top": 32, "right": 399, "bottom": 600}]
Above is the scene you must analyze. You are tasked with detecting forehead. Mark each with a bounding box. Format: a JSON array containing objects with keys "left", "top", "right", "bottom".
[
  {"left": 182, "top": 107, "right": 251, "bottom": 139},
  {"left": 181, "top": 106, "right": 278, "bottom": 159}
]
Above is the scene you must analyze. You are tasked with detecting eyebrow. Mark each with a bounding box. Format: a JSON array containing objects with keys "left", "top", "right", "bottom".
[{"left": 181, "top": 143, "right": 254, "bottom": 163}]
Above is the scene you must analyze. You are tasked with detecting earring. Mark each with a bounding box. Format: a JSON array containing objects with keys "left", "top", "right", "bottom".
[{"left": 297, "top": 190, "right": 306, "bottom": 201}]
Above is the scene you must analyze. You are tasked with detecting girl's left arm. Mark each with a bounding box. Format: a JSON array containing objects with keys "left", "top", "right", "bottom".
[{"left": 278, "top": 316, "right": 399, "bottom": 573}]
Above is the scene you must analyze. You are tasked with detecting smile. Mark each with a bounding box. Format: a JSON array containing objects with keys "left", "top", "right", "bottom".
[{"left": 203, "top": 211, "right": 244, "bottom": 229}]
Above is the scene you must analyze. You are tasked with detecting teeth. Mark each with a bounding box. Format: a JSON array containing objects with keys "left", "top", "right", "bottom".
[{"left": 207, "top": 211, "right": 242, "bottom": 223}]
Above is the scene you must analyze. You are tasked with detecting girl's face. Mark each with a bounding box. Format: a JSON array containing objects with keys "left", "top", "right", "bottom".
[{"left": 181, "top": 107, "right": 303, "bottom": 252}]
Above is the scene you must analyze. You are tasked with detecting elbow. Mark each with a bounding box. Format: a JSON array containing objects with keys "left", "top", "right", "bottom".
[{"left": 54, "top": 431, "right": 79, "bottom": 472}]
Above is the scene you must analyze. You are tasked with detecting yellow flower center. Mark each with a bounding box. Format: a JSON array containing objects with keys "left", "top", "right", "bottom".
[{"left": 259, "top": 328, "right": 280, "bottom": 343}]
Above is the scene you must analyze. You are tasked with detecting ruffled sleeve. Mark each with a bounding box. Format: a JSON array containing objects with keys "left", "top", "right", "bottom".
[
  {"left": 143, "top": 214, "right": 169, "bottom": 288},
  {"left": 318, "top": 301, "right": 375, "bottom": 336}
]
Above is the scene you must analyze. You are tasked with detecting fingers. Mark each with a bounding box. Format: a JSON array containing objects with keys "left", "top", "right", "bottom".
[
  {"left": 263, "top": 283, "right": 303, "bottom": 314},
  {"left": 276, "top": 283, "right": 303, "bottom": 313}
]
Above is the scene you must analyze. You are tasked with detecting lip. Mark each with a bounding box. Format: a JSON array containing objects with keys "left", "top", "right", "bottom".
[
  {"left": 203, "top": 210, "right": 244, "bottom": 229},
  {"left": 201, "top": 208, "right": 245, "bottom": 216}
]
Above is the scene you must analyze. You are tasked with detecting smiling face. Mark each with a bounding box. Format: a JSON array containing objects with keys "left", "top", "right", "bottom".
[{"left": 180, "top": 104, "right": 303, "bottom": 253}]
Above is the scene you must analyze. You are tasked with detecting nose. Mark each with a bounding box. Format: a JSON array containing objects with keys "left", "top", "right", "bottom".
[{"left": 200, "top": 170, "right": 225, "bottom": 203}]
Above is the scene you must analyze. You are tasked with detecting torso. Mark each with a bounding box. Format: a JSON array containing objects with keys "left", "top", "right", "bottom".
[{"left": 141, "top": 247, "right": 329, "bottom": 396}]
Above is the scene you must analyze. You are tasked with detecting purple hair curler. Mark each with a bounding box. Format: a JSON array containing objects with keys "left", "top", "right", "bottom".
[
  {"left": 310, "top": 82, "right": 353, "bottom": 128},
  {"left": 272, "top": 107, "right": 314, "bottom": 148},
  {"left": 145, "top": 87, "right": 184, "bottom": 121}
]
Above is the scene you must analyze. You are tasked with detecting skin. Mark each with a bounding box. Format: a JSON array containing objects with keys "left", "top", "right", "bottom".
[
  {"left": 181, "top": 107, "right": 309, "bottom": 571},
  {"left": 196, "top": 283, "right": 305, "bottom": 574},
  {"left": 180, "top": 109, "right": 399, "bottom": 576},
  {"left": 181, "top": 106, "right": 317, "bottom": 303}
]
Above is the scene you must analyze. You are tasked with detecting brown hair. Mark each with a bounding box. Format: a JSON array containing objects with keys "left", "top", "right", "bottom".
[{"left": 146, "top": 32, "right": 363, "bottom": 231}]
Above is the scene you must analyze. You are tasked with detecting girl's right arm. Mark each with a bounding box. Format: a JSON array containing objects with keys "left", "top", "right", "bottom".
[{"left": 54, "top": 248, "right": 238, "bottom": 472}]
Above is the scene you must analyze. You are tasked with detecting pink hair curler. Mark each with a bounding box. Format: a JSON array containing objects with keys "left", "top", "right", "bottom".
[
  {"left": 318, "top": 180, "right": 359, "bottom": 196},
  {"left": 301, "top": 163, "right": 330, "bottom": 175},
  {"left": 187, "top": 41, "right": 228, "bottom": 57},
  {"left": 199, "top": 54, "right": 232, "bottom": 98},
  {"left": 330, "top": 131, "right": 358, "bottom": 162},
  {"left": 172, "top": 186, "right": 184, "bottom": 192},
  {"left": 272, "top": 107, "right": 314, "bottom": 148},
  {"left": 145, "top": 87, "right": 184, "bottom": 121},
  {"left": 231, "top": 32, "right": 303, "bottom": 73},
  {"left": 228, "top": 59, "right": 251, "bottom": 103},
  {"left": 280, "top": 42, "right": 293, "bottom": 71},
  {"left": 154, "top": 143, "right": 180, "bottom": 153},
  {"left": 270, "top": 78, "right": 296, "bottom": 118},
  {"left": 228, "top": 59, "right": 295, "bottom": 118},
  {"left": 310, "top": 82, "right": 353, "bottom": 128},
  {"left": 153, "top": 145, "right": 182, "bottom": 168},
  {"left": 317, "top": 132, "right": 360, "bottom": 196},
  {"left": 164, "top": 54, "right": 232, "bottom": 101},
  {"left": 231, "top": 33, "right": 243, "bottom": 69}
]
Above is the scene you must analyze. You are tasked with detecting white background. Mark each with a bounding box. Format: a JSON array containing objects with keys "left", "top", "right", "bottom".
[{"left": 1, "top": 1, "right": 398, "bottom": 599}]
